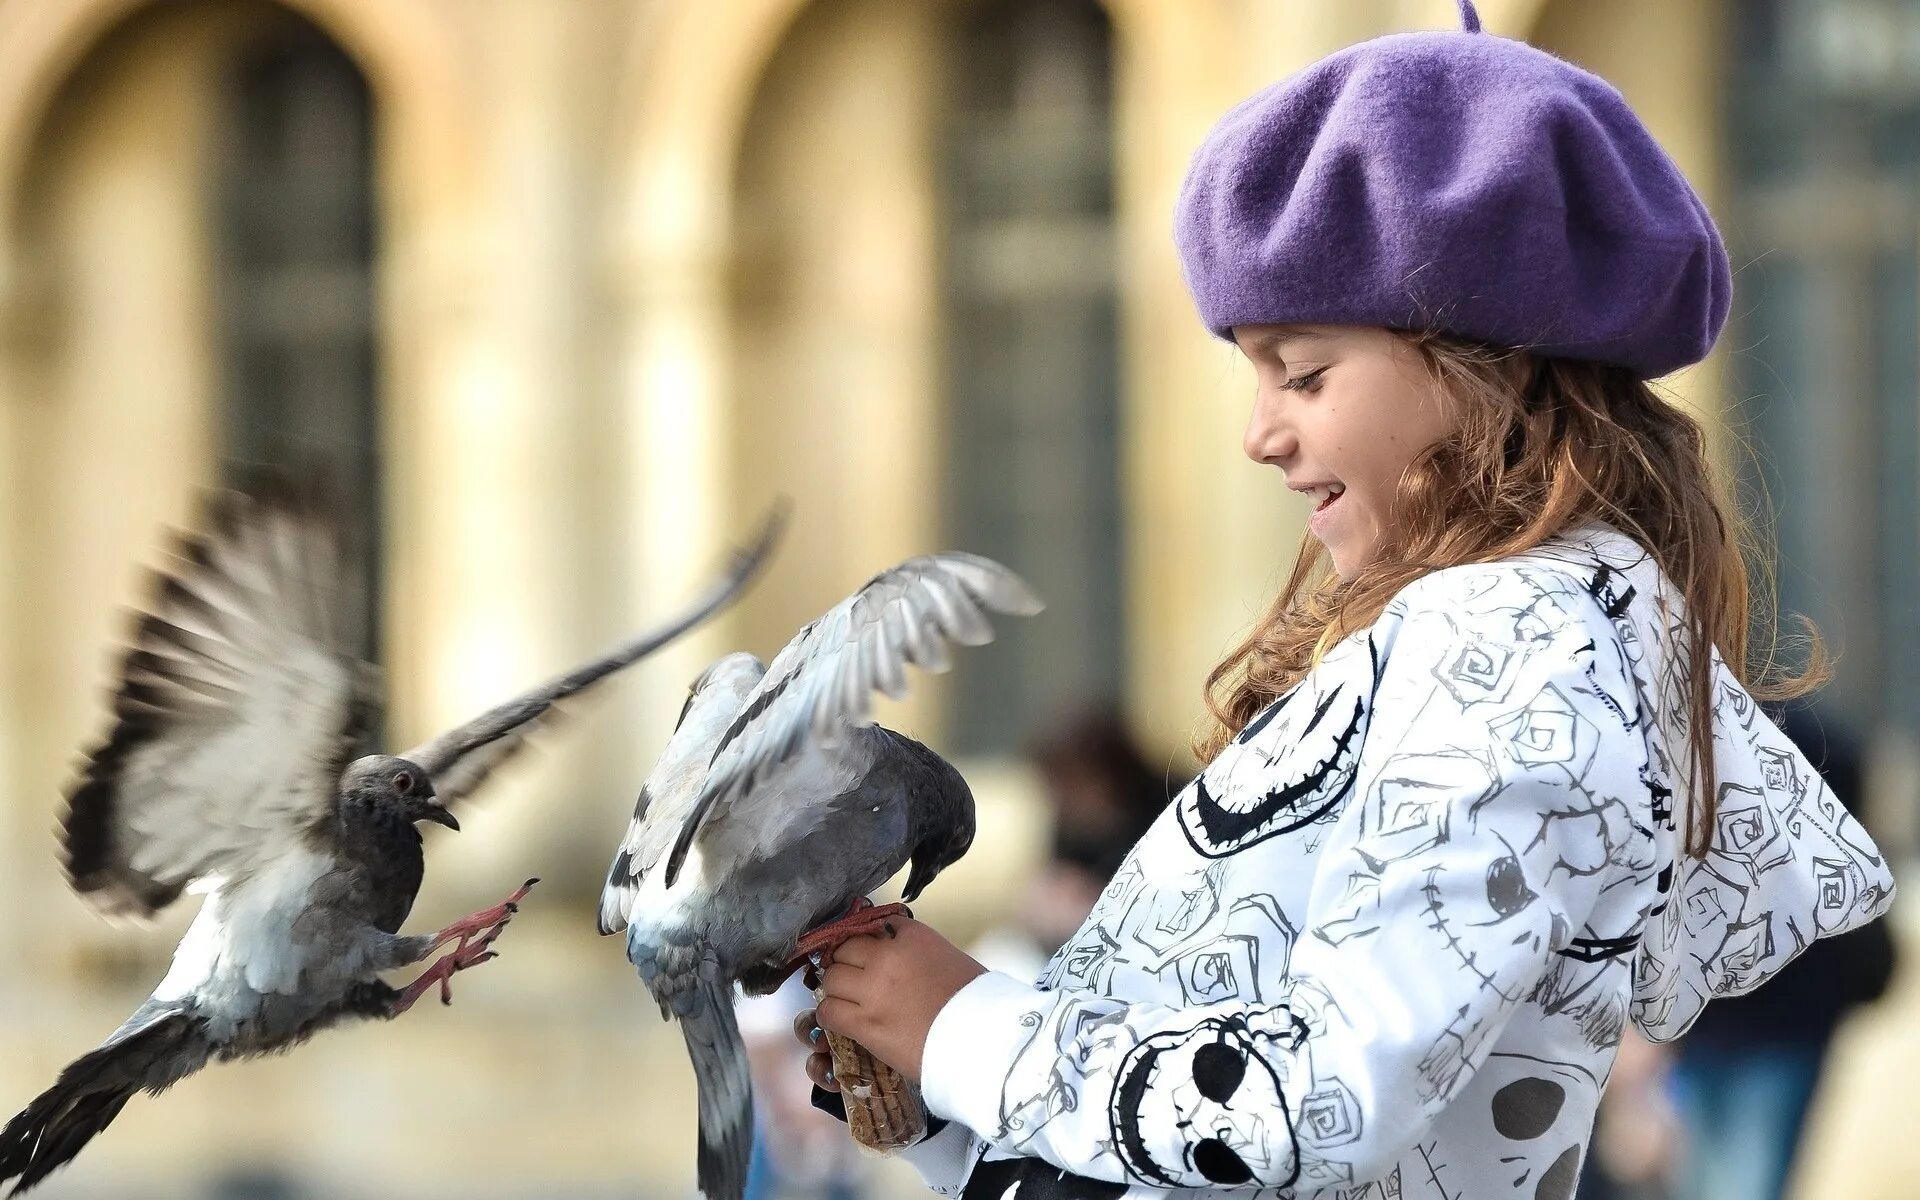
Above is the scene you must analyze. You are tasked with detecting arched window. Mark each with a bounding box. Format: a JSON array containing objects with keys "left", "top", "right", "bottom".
[
  {"left": 214, "top": 16, "right": 382, "bottom": 663},
  {"left": 942, "top": 0, "right": 1120, "bottom": 754}
]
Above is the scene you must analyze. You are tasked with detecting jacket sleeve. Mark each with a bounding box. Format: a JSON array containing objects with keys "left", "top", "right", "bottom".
[{"left": 918, "top": 571, "right": 1650, "bottom": 1191}]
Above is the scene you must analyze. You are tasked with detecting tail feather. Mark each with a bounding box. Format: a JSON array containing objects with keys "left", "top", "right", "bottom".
[
  {"left": 0, "top": 1006, "right": 208, "bottom": 1195},
  {"left": 677, "top": 967, "right": 753, "bottom": 1200}
]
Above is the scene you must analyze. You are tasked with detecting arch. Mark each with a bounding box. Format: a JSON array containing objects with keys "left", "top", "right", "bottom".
[
  {"left": 610, "top": 0, "right": 814, "bottom": 272},
  {"left": 0, "top": 0, "right": 478, "bottom": 290},
  {"left": 600, "top": 0, "right": 840, "bottom": 746},
  {"left": 0, "top": 0, "right": 491, "bottom": 728},
  {"left": 0, "top": 1, "right": 490, "bottom": 938},
  {"left": 606, "top": 0, "right": 1261, "bottom": 747},
  {"left": 608, "top": 0, "right": 1243, "bottom": 297}
]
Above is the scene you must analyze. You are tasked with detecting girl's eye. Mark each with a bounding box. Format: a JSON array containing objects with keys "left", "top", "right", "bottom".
[{"left": 1280, "top": 366, "right": 1330, "bottom": 393}]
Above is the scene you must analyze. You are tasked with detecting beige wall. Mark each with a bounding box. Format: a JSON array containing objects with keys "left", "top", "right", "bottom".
[
  {"left": 9, "top": 3, "right": 231, "bottom": 976},
  {"left": 0, "top": 1, "right": 1911, "bottom": 1197}
]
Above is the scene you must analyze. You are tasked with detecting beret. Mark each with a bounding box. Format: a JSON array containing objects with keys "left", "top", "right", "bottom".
[{"left": 1174, "top": 0, "right": 1730, "bottom": 377}]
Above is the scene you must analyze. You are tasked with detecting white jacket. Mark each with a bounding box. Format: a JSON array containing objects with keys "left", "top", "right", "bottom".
[{"left": 902, "top": 524, "right": 1895, "bottom": 1200}]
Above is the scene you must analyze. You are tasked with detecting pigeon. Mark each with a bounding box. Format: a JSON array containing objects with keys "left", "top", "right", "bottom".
[
  {"left": 598, "top": 553, "right": 1043, "bottom": 1200},
  {"left": 0, "top": 482, "right": 784, "bottom": 1196}
]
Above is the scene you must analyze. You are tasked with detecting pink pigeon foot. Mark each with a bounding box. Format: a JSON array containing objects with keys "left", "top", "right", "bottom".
[
  {"left": 392, "top": 878, "right": 539, "bottom": 1015},
  {"left": 782, "top": 896, "right": 913, "bottom": 981}
]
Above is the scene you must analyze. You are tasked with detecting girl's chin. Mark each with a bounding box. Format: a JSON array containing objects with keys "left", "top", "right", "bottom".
[{"left": 1317, "top": 535, "right": 1378, "bottom": 581}]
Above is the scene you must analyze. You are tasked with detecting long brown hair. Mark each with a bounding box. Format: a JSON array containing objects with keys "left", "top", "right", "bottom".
[{"left": 1196, "top": 333, "right": 1827, "bottom": 857}]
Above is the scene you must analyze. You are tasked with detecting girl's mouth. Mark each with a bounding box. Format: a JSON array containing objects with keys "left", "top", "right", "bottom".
[
  {"left": 1306, "top": 483, "right": 1346, "bottom": 512},
  {"left": 1308, "top": 484, "right": 1345, "bottom": 535}
]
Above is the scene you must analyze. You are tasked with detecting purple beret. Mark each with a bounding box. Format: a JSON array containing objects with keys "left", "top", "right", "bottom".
[{"left": 1174, "top": 1, "right": 1730, "bottom": 378}]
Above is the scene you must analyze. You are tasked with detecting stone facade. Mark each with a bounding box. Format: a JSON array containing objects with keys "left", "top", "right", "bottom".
[{"left": 0, "top": 1, "right": 1903, "bottom": 1197}]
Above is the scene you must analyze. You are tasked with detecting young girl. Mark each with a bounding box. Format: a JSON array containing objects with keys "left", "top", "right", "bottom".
[{"left": 801, "top": 4, "right": 1896, "bottom": 1197}]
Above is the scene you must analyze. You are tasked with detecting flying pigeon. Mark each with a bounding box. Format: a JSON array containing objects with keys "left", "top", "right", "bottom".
[
  {"left": 0, "top": 483, "right": 784, "bottom": 1195},
  {"left": 598, "top": 552, "right": 1043, "bottom": 1200}
]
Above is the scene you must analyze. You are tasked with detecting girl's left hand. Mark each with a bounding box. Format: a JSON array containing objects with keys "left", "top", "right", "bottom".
[{"left": 813, "top": 916, "right": 986, "bottom": 1082}]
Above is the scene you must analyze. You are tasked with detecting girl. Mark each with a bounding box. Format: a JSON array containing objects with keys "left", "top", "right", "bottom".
[{"left": 801, "top": 4, "right": 1896, "bottom": 1198}]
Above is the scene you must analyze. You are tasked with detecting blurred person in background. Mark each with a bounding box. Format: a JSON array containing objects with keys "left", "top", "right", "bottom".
[
  {"left": 1669, "top": 701, "right": 1897, "bottom": 1200},
  {"left": 1031, "top": 706, "right": 1172, "bottom": 890},
  {"left": 741, "top": 976, "right": 864, "bottom": 1200},
  {"left": 1577, "top": 1030, "right": 1681, "bottom": 1200},
  {"left": 969, "top": 707, "right": 1177, "bottom": 979}
]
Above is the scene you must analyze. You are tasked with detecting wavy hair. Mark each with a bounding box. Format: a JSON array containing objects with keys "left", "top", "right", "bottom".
[{"left": 1195, "top": 334, "right": 1827, "bottom": 857}]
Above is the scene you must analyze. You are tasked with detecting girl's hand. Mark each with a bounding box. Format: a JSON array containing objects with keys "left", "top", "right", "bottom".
[
  {"left": 794, "top": 1006, "right": 837, "bottom": 1093},
  {"left": 805, "top": 917, "right": 986, "bottom": 1082}
]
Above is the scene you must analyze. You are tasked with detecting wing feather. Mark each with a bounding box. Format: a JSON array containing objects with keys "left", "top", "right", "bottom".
[
  {"left": 596, "top": 654, "right": 764, "bottom": 935},
  {"left": 660, "top": 553, "right": 1041, "bottom": 888},
  {"left": 62, "top": 484, "right": 374, "bottom": 919},
  {"left": 401, "top": 501, "right": 785, "bottom": 808}
]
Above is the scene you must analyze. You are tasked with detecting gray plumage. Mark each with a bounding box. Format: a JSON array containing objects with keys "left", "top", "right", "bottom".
[
  {"left": 0, "top": 483, "right": 782, "bottom": 1196},
  {"left": 599, "top": 553, "right": 1043, "bottom": 1200}
]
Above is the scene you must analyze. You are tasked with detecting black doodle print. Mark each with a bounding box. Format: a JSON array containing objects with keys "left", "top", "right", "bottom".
[
  {"left": 1106, "top": 1009, "right": 1305, "bottom": 1188},
  {"left": 1486, "top": 854, "right": 1538, "bottom": 918},
  {"left": 904, "top": 527, "right": 1893, "bottom": 1200},
  {"left": 1534, "top": 1147, "right": 1581, "bottom": 1200},
  {"left": 1489, "top": 1077, "right": 1565, "bottom": 1140},
  {"left": 1177, "top": 641, "right": 1376, "bottom": 859}
]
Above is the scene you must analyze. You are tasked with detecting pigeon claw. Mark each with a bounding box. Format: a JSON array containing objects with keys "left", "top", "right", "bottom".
[
  {"left": 782, "top": 897, "right": 914, "bottom": 981},
  {"left": 425, "top": 878, "right": 542, "bottom": 954},
  {"left": 392, "top": 879, "right": 538, "bottom": 1017},
  {"left": 393, "top": 923, "right": 511, "bottom": 1016}
]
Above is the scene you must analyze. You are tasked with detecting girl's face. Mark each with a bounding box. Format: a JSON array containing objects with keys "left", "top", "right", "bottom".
[{"left": 1233, "top": 324, "right": 1460, "bottom": 579}]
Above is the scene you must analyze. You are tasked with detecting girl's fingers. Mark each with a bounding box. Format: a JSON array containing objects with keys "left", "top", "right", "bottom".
[
  {"left": 805, "top": 1048, "right": 839, "bottom": 1092},
  {"left": 793, "top": 1007, "right": 822, "bottom": 1049},
  {"left": 815, "top": 995, "right": 862, "bottom": 1034},
  {"left": 828, "top": 935, "right": 879, "bottom": 967},
  {"left": 817, "top": 964, "right": 870, "bottom": 1003}
]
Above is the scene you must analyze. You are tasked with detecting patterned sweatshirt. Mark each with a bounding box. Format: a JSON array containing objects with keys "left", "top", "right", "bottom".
[{"left": 898, "top": 524, "right": 1895, "bottom": 1200}]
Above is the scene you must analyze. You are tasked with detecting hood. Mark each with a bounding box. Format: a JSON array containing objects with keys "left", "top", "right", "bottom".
[{"left": 1530, "top": 525, "right": 1897, "bottom": 1042}]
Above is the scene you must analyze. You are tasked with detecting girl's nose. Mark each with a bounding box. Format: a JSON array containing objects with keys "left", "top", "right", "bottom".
[{"left": 1243, "top": 400, "right": 1298, "bottom": 466}]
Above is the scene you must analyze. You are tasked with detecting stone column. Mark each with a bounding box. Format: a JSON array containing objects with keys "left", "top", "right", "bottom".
[
  {"left": 0, "top": 263, "right": 47, "bottom": 984},
  {"left": 379, "top": 101, "right": 584, "bottom": 904},
  {"left": 1114, "top": 0, "right": 1304, "bottom": 750}
]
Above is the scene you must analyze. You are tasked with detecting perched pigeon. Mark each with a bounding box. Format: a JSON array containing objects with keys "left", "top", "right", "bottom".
[
  {"left": 0, "top": 484, "right": 784, "bottom": 1196},
  {"left": 598, "top": 553, "right": 1043, "bottom": 1200}
]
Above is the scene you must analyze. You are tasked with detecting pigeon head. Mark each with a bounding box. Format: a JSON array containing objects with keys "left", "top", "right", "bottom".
[{"left": 340, "top": 754, "right": 460, "bottom": 831}]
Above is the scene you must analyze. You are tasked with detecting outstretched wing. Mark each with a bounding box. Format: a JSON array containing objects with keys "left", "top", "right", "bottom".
[
  {"left": 661, "top": 553, "right": 1041, "bottom": 888},
  {"left": 63, "top": 484, "right": 375, "bottom": 919},
  {"left": 597, "top": 653, "right": 764, "bottom": 935},
  {"left": 402, "top": 502, "right": 786, "bottom": 808}
]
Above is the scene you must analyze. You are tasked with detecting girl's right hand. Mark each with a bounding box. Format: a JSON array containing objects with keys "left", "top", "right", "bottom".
[{"left": 794, "top": 1006, "right": 839, "bottom": 1093}]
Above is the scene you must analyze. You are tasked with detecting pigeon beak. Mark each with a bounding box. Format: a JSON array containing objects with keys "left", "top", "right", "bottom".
[{"left": 422, "top": 806, "right": 460, "bottom": 832}]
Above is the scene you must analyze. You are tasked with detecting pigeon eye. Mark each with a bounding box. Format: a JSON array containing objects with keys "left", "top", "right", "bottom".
[{"left": 393, "top": 772, "right": 414, "bottom": 794}]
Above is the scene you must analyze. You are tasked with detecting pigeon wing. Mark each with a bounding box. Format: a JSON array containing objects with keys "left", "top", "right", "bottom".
[
  {"left": 660, "top": 553, "right": 1041, "bottom": 888},
  {"left": 62, "top": 486, "right": 375, "bottom": 919},
  {"left": 401, "top": 502, "right": 785, "bottom": 809},
  {"left": 597, "top": 653, "right": 764, "bottom": 935}
]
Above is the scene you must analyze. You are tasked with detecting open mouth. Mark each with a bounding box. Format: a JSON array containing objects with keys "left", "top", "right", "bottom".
[{"left": 1305, "top": 483, "right": 1346, "bottom": 521}]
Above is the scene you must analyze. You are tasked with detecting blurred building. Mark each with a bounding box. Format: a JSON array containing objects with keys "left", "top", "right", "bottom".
[{"left": 0, "top": 0, "right": 1910, "bottom": 1197}]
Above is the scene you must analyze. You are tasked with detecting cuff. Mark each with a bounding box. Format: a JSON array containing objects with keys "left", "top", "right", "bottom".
[
  {"left": 920, "top": 970, "right": 1051, "bottom": 1135},
  {"left": 894, "top": 1118, "right": 977, "bottom": 1195}
]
